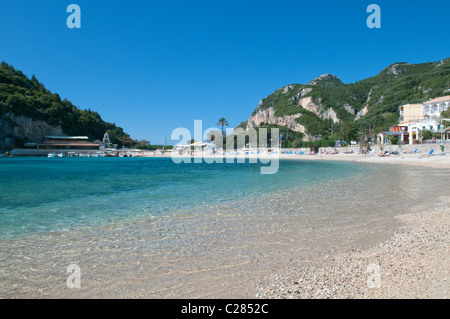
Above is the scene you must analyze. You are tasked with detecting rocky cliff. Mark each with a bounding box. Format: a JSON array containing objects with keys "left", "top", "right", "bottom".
[
  {"left": 0, "top": 112, "right": 64, "bottom": 152},
  {"left": 241, "top": 58, "right": 450, "bottom": 141}
]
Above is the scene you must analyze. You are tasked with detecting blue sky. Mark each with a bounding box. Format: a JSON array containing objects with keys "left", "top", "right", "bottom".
[{"left": 1, "top": 0, "right": 449, "bottom": 144}]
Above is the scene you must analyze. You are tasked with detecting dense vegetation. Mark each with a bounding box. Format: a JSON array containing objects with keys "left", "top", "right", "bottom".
[
  {"left": 228, "top": 124, "right": 337, "bottom": 149},
  {"left": 249, "top": 58, "right": 450, "bottom": 142},
  {"left": 442, "top": 109, "right": 450, "bottom": 127},
  {"left": 0, "top": 62, "right": 129, "bottom": 145}
]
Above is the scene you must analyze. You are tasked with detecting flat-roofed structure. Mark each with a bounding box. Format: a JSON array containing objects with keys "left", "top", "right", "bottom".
[
  {"left": 399, "top": 103, "right": 423, "bottom": 123},
  {"left": 37, "top": 136, "right": 101, "bottom": 150},
  {"left": 422, "top": 96, "right": 450, "bottom": 121},
  {"left": 398, "top": 96, "right": 450, "bottom": 144}
]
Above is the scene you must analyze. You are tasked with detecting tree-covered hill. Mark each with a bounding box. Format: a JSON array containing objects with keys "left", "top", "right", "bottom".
[
  {"left": 245, "top": 58, "right": 450, "bottom": 141},
  {"left": 0, "top": 62, "right": 129, "bottom": 147}
]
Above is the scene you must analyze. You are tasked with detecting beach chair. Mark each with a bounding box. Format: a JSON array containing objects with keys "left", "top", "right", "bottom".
[
  {"left": 289, "top": 151, "right": 293, "bottom": 154},
  {"left": 411, "top": 149, "right": 419, "bottom": 153},
  {"left": 419, "top": 149, "right": 434, "bottom": 158}
]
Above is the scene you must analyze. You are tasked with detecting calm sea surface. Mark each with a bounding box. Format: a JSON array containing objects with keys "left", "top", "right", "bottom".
[
  {"left": 0, "top": 157, "right": 369, "bottom": 239},
  {"left": 0, "top": 157, "right": 448, "bottom": 298}
]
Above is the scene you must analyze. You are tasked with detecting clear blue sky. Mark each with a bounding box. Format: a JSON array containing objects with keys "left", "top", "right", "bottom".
[{"left": 1, "top": 0, "right": 449, "bottom": 144}]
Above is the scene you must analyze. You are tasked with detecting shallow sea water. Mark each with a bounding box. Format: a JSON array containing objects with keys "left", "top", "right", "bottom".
[{"left": 0, "top": 157, "right": 448, "bottom": 298}]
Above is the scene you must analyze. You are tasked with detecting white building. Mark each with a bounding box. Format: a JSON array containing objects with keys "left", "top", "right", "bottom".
[
  {"left": 398, "top": 95, "right": 450, "bottom": 144},
  {"left": 422, "top": 96, "right": 450, "bottom": 122}
]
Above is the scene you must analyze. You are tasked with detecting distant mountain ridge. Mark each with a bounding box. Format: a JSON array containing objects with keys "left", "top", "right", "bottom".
[
  {"left": 241, "top": 58, "right": 450, "bottom": 141},
  {"left": 0, "top": 62, "right": 128, "bottom": 151}
]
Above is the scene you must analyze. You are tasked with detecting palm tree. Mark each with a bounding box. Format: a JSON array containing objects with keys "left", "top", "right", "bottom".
[{"left": 217, "top": 117, "right": 229, "bottom": 138}]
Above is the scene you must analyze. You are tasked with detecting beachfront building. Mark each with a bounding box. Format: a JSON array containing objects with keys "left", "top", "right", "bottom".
[
  {"left": 37, "top": 136, "right": 101, "bottom": 150},
  {"left": 398, "top": 95, "right": 450, "bottom": 144},
  {"left": 399, "top": 103, "right": 423, "bottom": 123},
  {"left": 422, "top": 96, "right": 450, "bottom": 121},
  {"left": 377, "top": 125, "right": 407, "bottom": 145}
]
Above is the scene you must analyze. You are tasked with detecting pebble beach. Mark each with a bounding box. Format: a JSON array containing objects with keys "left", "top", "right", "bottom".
[
  {"left": 258, "top": 205, "right": 449, "bottom": 299},
  {"left": 164, "top": 151, "right": 450, "bottom": 299},
  {"left": 0, "top": 152, "right": 448, "bottom": 299},
  {"left": 252, "top": 152, "right": 450, "bottom": 299}
]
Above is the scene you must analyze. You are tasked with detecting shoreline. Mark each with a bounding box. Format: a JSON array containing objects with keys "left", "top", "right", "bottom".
[
  {"left": 5, "top": 144, "right": 450, "bottom": 169},
  {"left": 278, "top": 153, "right": 450, "bottom": 169},
  {"left": 258, "top": 204, "right": 449, "bottom": 299},
  {"left": 161, "top": 152, "right": 450, "bottom": 169},
  {"left": 0, "top": 154, "right": 448, "bottom": 299}
]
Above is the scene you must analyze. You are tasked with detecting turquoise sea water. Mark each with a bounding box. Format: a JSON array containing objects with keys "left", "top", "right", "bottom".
[
  {"left": 0, "top": 157, "right": 369, "bottom": 240},
  {"left": 1, "top": 157, "right": 449, "bottom": 298}
]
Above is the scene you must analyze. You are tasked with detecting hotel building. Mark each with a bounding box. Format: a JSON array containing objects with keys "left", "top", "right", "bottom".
[{"left": 398, "top": 95, "right": 450, "bottom": 144}]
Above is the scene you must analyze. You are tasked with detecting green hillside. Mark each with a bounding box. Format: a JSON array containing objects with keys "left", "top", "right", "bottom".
[
  {"left": 0, "top": 62, "right": 128, "bottom": 146},
  {"left": 249, "top": 58, "right": 450, "bottom": 140}
]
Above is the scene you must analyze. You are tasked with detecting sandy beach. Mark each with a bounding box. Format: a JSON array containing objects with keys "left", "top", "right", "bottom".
[
  {"left": 278, "top": 152, "right": 450, "bottom": 169},
  {"left": 154, "top": 149, "right": 450, "bottom": 169}
]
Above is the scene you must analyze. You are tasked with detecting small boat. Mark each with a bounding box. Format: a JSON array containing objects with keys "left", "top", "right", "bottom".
[
  {"left": 57, "top": 153, "right": 66, "bottom": 158},
  {"left": 48, "top": 153, "right": 58, "bottom": 158},
  {"left": 98, "top": 152, "right": 106, "bottom": 157}
]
